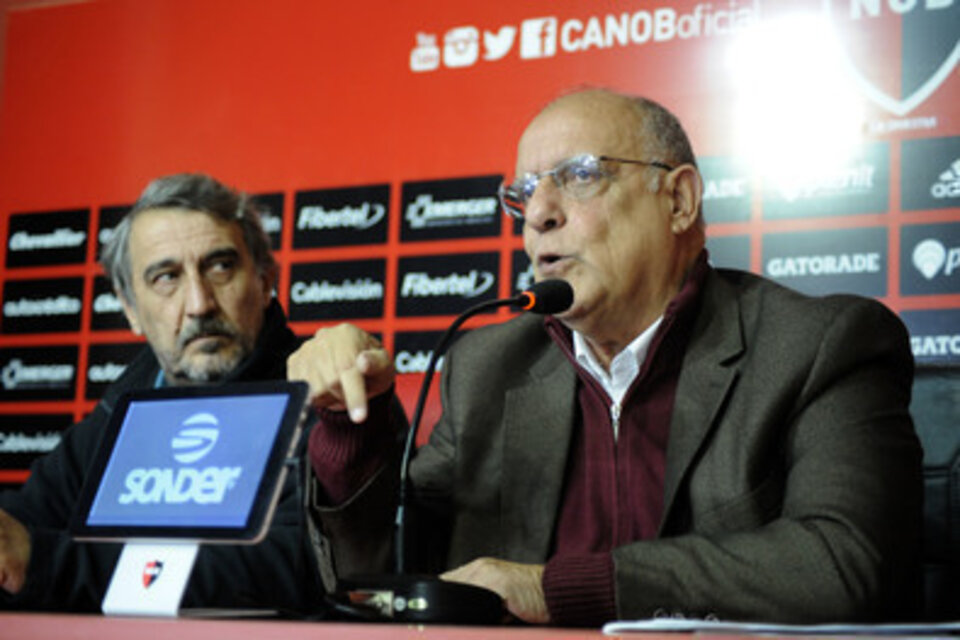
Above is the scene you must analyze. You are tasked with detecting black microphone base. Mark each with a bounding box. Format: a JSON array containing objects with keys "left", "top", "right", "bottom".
[{"left": 329, "top": 574, "right": 505, "bottom": 625}]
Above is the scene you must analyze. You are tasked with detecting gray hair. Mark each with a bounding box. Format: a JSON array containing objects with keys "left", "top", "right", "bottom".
[{"left": 100, "top": 173, "right": 277, "bottom": 306}]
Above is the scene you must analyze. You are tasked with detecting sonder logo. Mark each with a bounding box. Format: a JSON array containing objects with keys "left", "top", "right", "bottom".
[
  {"left": 117, "top": 412, "right": 242, "bottom": 506},
  {"left": 913, "top": 238, "right": 960, "bottom": 280},
  {"left": 170, "top": 413, "right": 219, "bottom": 464},
  {"left": 932, "top": 159, "right": 960, "bottom": 199}
]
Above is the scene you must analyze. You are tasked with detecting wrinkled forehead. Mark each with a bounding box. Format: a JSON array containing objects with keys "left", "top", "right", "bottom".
[{"left": 516, "top": 93, "right": 646, "bottom": 173}]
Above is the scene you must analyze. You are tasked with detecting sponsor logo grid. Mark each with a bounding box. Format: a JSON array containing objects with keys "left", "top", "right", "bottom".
[{"left": 0, "top": 3, "right": 958, "bottom": 481}]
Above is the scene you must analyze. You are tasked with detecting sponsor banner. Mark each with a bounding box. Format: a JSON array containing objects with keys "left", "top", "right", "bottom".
[
  {"left": 706, "top": 235, "right": 751, "bottom": 272},
  {"left": 511, "top": 250, "right": 534, "bottom": 294},
  {"left": 0, "top": 346, "right": 78, "bottom": 401},
  {"left": 699, "top": 156, "right": 752, "bottom": 224},
  {"left": 253, "top": 192, "right": 284, "bottom": 250},
  {"left": 397, "top": 253, "right": 500, "bottom": 317},
  {"left": 400, "top": 176, "right": 502, "bottom": 242},
  {"left": 761, "top": 142, "right": 890, "bottom": 219},
  {"left": 2, "top": 277, "right": 84, "bottom": 334},
  {"left": 901, "top": 222, "right": 960, "bottom": 296},
  {"left": 823, "top": 0, "right": 959, "bottom": 116},
  {"left": 293, "top": 185, "right": 388, "bottom": 248},
  {"left": 86, "top": 342, "right": 143, "bottom": 400},
  {"left": 901, "top": 308, "right": 960, "bottom": 367},
  {"left": 288, "top": 260, "right": 386, "bottom": 321},
  {"left": 762, "top": 227, "right": 887, "bottom": 297},
  {"left": 90, "top": 276, "right": 130, "bottom": 331},
  {"left": 409, "top": 2, "right": 761, "bottom": 72},
  {"left": 394, "top": 331, "right": 447, "bottom": 374},
  {"left": 0, "top": 413, "right": 70, "bottom": 469},
  {"left": 901, "top": 136, "right": 960, "bottom": 212},
  {"left": 96, "top": 205, "right": 130, "bottom": 260},
  {"left": 5, "top": 209, "right": 89, "bottom": 268}
]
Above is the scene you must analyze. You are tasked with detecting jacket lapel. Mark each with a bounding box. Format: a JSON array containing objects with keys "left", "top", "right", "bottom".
[
  {"left": 660, "top": 272, "right": 745, "bottom": 534},
  {"left": 501, "top": 346, "right": 577, "bottom": 562}
]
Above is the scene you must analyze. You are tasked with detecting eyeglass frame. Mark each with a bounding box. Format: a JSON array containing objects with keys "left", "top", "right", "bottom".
[{"left": 498, "top": 153, "right": 675, "bottom": 221}]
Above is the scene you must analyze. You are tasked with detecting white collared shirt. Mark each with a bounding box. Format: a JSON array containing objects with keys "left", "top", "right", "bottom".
[{"left": 572, "top": 316, "right": 664, "bottom": 440}]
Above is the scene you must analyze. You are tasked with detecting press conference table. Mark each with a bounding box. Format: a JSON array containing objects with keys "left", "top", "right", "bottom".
[
  {"left": 3, "top": 613, "right": 614, "bottom": 639},
  {"left": 3, "top": 612, "right": 951, "bottom": 640}
]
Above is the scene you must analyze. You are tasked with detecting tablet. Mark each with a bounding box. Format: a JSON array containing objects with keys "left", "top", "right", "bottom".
[{"left": 70, "top": 380, "right": 309, "bottom": 543}]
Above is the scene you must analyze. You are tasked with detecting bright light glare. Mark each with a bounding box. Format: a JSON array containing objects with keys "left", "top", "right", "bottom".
[{"left": 726, "top": 13, "right": 865, "bottom": 195}]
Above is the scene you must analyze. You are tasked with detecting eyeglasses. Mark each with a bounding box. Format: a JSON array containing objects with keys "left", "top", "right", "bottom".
[{"left": 498, "top": 153, "right": 674, "bottom": 221}]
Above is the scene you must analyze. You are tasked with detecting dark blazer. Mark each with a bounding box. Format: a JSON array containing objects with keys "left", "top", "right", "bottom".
[{"left": 312, "top": 268, "right": 923, "bottom": 622}]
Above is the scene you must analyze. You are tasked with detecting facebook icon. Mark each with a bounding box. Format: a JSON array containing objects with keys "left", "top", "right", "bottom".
[{"left": 520, "top": 17, "right": 557, "bottom": 58}]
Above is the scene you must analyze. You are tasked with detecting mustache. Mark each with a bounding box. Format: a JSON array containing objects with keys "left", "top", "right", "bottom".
[{"left": 177, "top": 317, "right": 238, "bottom": 350}]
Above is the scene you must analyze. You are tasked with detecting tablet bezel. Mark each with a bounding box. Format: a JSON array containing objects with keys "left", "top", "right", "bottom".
[{"left": 69, "top": 379, "right": 308, "bottom": 544}]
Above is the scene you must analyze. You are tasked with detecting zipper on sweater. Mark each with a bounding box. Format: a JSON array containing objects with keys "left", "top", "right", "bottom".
[{"left": 611, "top": 401, "right": 621, "bottom": 442}]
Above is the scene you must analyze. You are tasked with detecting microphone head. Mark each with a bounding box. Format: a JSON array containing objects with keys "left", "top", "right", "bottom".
[{"left": 516, "top": 279, "right": 574, "bottom": 314}]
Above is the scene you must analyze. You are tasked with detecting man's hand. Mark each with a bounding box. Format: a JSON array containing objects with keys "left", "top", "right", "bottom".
[
  {"left": 441, "top": 558, "right": 549, "bottom": 624},
  {"left": 288, "top": 323, "right": 396, "bottom": 423},
  {"left": 0, "top": 508, "right": 30, "bottom": 595}
]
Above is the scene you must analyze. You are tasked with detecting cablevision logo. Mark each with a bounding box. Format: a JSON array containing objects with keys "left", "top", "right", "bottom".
[
  {"left": 409, "top": 2, "right": 760, "bottom": 72},
  {"left": 118, "top": 412, "right": 241, "bottom": 506}
]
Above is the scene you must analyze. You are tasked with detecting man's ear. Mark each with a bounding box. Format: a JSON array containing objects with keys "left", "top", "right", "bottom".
[
  {"left": 260, "top": 264, "right": 280, "bottom": 308},
  {"left": 117, "top": 291, "right": 143, "bottom": 336},
  {"left": 667, "top": 164, "right": 702, "bottom": 234}
]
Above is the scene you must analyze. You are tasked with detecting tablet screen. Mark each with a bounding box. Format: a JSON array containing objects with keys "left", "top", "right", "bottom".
[{"left": 70, "top": 380, "right": 308, "bottom": 542}]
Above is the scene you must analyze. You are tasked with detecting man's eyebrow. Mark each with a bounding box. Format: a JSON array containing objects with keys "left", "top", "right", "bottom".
[
  {"left": 143, "top": 258, "right": 179, "bottom": 282},
  {"left": 201, "top": 247, "right": 241, "bottom": 266}
]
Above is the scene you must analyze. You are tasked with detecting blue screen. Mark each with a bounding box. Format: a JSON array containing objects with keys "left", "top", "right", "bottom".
[{"left": 86, "top": 394, "right": 289, "bottom": 528}]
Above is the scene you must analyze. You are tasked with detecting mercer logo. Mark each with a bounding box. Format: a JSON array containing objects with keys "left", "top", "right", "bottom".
[
  {"left": 170, "top": 413, "right": 219, "bottom": 463},
  {"left": 913, "top": 238, "right": 960, "bottom": 280},
  {"left": 142, "top": 560, "right": 163, "bottom": 589}
]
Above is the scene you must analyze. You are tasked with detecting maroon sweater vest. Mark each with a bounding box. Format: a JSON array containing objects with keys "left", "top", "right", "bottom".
[{"left": 541, "top": 256, "right": 707, "bottom": 626}]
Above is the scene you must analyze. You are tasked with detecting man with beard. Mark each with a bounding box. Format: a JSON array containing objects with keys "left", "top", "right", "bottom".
[{"left": 0, "top": 174, "right": 317, "bottom": 612}]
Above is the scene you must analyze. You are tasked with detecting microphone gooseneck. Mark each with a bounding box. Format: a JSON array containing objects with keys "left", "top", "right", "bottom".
[
  {"left": 334, "top": 280, "right": 573, "bottom": 624},
  {"left": 395, "top": 279, "right": 573, "bottom": 574}
]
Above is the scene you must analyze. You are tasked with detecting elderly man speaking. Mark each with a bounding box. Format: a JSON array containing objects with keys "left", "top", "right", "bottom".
[{"left": 293, "top": 88, "right": 923, "bottom": 626}]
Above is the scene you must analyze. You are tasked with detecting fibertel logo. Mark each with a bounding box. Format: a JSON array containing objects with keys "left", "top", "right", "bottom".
[{"left": 142, "top": 560, "right": 163, "bottom": 589}]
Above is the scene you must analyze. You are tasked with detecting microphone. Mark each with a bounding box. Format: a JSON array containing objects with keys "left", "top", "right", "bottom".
[{"left": 333, "top": 280, "right": 574, "bottom": 624}]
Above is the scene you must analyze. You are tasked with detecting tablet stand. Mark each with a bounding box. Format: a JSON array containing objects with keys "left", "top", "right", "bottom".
[{"left": 102, "top": 541, "right": 200, "bottom": 616}]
